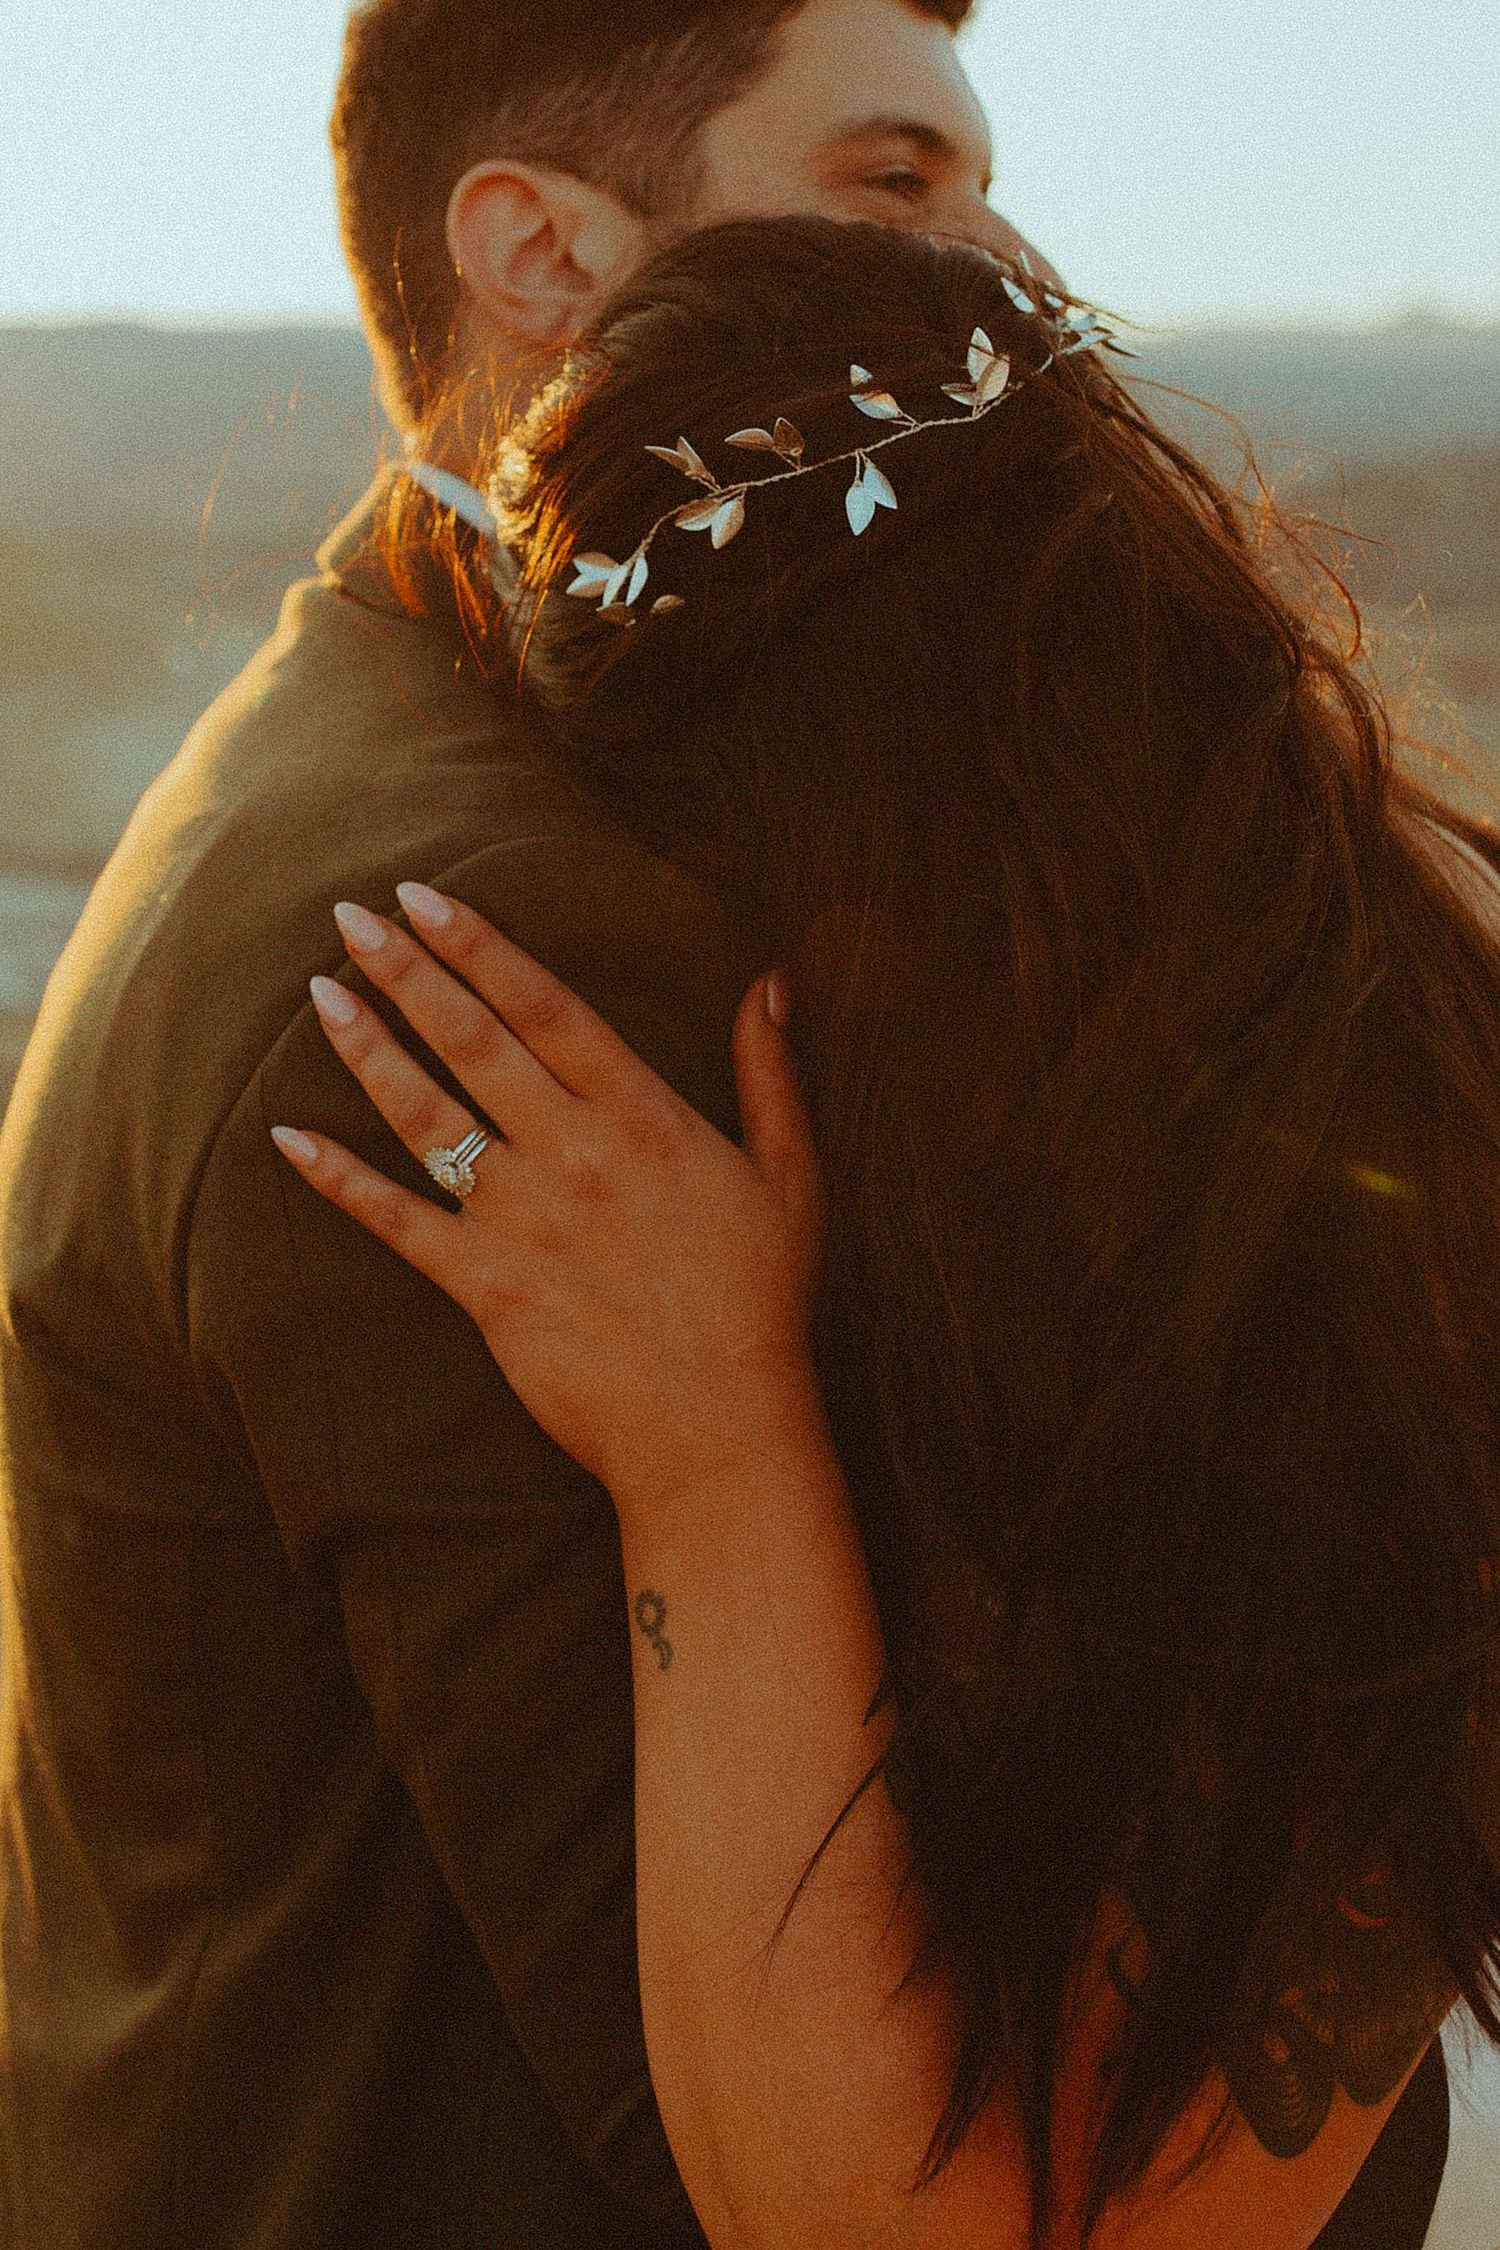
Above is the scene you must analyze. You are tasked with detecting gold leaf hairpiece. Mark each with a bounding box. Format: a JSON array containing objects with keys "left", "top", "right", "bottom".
[{"left": 561, "top": 294, "right": 1128, "bottom": 625}]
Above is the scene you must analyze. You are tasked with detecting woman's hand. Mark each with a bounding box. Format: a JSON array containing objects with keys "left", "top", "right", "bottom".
[{"left": 270, "top": 882, "right": 828, "bottom": 1506}]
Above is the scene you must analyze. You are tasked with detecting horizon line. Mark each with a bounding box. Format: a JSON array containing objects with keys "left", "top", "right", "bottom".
[{"left": 3, "top": 299, "right": 1499, "bottom": 343}]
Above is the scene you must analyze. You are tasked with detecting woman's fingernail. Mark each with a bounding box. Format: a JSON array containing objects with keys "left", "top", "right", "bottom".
[
  {"left": 310, "top": 975, "right": 359, "bottom": 1027},
  {"left": 271, "top": 1127, "right": 319, "bottom": 1165},
  {"left": 334, "top": 901, "right": 389, "bottom": 952},
  {"left": 766, "top": 971, "right": 792, "bottom": 1029},
  {"left": 396, "top": 881, "right": 455, "bottom": 929}
]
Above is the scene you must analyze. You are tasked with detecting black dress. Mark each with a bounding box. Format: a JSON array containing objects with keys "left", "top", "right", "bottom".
[{"left": 1310, "top": 2037, "right": 1449, "bottom": 2248}]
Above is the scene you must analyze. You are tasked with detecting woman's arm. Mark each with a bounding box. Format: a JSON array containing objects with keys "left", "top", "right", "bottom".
[
  {"left": 608, "top": 1389, "right": 1033, "bottom": 2250},
  {"left": 608, "top": 1413, "right": 1449, "bottom": 2250}
]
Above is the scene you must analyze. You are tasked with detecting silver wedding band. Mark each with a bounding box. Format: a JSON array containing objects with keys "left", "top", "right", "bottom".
[{"left": 423, "top": 1127, "right": 492, "bottom": 1201}]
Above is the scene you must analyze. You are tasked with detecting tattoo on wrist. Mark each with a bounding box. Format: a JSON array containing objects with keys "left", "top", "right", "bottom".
[{"left": 634, "top": 1589, "right": 674, "bottom": 1672}]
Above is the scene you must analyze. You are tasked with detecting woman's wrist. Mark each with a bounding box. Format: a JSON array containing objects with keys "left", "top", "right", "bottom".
[{"left": 603, "top": 1355, "right": 837, "bottom": 1528}]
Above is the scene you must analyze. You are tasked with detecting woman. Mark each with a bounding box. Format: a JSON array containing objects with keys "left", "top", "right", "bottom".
[{"left": 271, "top": 217, "right": 1500, "bottom": 2247}]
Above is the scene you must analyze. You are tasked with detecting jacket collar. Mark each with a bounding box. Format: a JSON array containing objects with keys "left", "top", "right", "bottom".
[{"left": 314, "top": 466, "right": 522, "bottom": 613}]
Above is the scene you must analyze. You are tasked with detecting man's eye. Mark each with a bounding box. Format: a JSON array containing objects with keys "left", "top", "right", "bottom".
[{"left": 867, "top": 170, "right": 928, "bottom": 199}]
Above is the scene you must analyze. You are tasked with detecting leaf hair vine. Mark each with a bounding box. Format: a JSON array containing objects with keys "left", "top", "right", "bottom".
[{"left": 561, "top": 273, "right": 1131, "bottom": 626}]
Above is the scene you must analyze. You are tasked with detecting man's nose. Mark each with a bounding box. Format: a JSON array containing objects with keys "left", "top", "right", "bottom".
[{"left": 952, "top": 199, "right": 1070, "bottom": 304}]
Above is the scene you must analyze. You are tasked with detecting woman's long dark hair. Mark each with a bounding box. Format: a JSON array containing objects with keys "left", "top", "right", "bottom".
[{"left": 431, "top": 216, "right": 1500, "bottom": 2243}]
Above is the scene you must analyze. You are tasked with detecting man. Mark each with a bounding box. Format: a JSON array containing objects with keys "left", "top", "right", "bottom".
[{"left": 0, "top": 2, "right": 1448, "bottom": 2246}]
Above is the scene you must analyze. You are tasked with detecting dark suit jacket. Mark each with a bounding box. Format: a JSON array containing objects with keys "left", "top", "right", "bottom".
[
  {"left": 0, "top": 481, "right": 1448, "bottom": 2249},
  {"left": 0, "top": 482, "right": 743, "bottom": 2248}
]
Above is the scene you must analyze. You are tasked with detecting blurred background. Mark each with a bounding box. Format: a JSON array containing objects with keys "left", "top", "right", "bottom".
[{"left": 2, "top": 5, "right": 1498, "bottom": 2233}]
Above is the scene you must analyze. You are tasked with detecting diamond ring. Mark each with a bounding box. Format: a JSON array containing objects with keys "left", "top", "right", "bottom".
[{"left": 423, "top": 1127, "right": 492, "bottom": 1201}]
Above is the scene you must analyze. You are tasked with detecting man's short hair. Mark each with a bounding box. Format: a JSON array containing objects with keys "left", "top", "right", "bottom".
[{"left": 332, "top": 0, "right": 974, "bottom": 431}]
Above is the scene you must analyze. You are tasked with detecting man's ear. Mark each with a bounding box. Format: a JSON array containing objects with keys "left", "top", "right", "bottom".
[{"left": 447, "top": 161, "right": 649, "bottom": 343}]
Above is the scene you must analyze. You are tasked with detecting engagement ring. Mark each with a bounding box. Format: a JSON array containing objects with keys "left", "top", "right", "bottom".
[{"left": 423, "top": 1128, "right": 491, "bottom": 1200}]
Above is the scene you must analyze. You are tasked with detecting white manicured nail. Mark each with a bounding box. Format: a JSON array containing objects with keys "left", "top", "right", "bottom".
[
  {"left": 271, "top": 1127, "right": 319, "bottom": 1165},
  {"left": 310, "top": 975, "right": 359, "bottom": 1027},
  {"left": 397, "top": 881, "right": 455, "bottom": 929},
  {"left": 334, "top": 901, "right": 389, "bottom": 951}
]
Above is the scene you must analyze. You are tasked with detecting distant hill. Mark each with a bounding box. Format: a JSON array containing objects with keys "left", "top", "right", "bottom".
[
  {"left": 1, "top": 311, "right": 1496, "bottom": 576},
  {"left": 1124, "top": 310, "right": 1500, "bottom": 466},
  {"left": 1, "top": 309, "right": 1496, "bottom": 873},
  {"left": 0, "top": 324, "right": 387, "bottom": 541},
  {"left": 1296, "top": 448, "right": 1500, "bottom": 613},
  {"left": 2, "top": 311, "right": 1497, "bottom": 1101}
]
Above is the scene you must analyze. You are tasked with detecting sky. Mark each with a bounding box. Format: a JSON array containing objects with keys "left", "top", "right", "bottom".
[{"left": 2, "top": 0, "right": 1497, "bottom": 332}]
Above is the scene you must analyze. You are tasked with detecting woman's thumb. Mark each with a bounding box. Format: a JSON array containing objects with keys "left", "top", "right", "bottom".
[{"left": 734, "top": 973, "right": 822, "bottom": 1219}]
